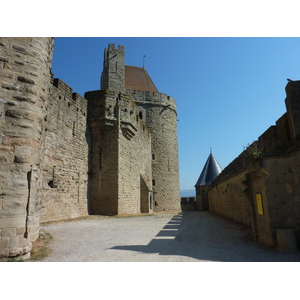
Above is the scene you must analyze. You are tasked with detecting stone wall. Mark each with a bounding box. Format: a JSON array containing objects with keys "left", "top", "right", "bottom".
[
  {"left": 0, "top": 39, "right": 180, "bottom": 259},
  {"left": 40, "top": 78, "right": 89, "bottom": 222},
  {"left": 130, "top": 90, "right": 181, "bottom": 212},
  {"left": 261, "top": 153, "right": 300, "bottom": 246},
  {"left": 0, "top": 37, "right": 54, "bottom": 258},
  {"left": 209, "top": 171, "right": 253, "bottom": 227},
  {"left": 86, "top": 89, "right": 153, "bottom": 215},
  {"left": 209, "top": 81, "right": 300, "bottom": 248}
]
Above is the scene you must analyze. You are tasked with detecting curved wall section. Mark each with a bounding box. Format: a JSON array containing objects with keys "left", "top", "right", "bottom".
[
  {"left": 0, "top": 37, "right": 54, "bottom": 258},
  {"left": 131, "top": 90, "right": 181, "bottom": 212}
]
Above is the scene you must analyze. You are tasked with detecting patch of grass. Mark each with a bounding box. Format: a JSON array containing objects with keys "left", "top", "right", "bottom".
[
  {"left": 30, "top": 231, "right": 53, "bottom": 261},
  {"left": 6, "top": 257, "right": 25, "bottom": 262}
]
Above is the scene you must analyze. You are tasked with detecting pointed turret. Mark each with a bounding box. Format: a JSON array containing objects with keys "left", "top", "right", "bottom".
[
  {"left": 195, "top": 151, "right": 222, "bottom": 187},
  {"left": 195, "top": 150, "right": 222, "bottom": 211}
]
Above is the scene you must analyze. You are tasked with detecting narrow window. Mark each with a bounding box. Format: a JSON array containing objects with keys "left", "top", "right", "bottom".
[
  {"left": 152, "top": 179, "right": 155, "bottom": 186},
  {"left": 139, "top": 111, "right": 143, "bottom": 119},
  {"left": 152, "top": 154, "right": 155, "bottom": 160},
  {"left": 72, "top": 121, "right": 76, "bottom": 136},
  {"left": 24, "top": 170, "right": 32, "bottom": 239}
]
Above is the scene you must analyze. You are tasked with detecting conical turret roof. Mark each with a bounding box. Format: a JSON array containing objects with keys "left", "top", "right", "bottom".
[{"left": 195, "top": 151, "right": 222, "bottom": 186}]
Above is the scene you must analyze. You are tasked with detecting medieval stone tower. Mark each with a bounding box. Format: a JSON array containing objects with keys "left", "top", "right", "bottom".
[
  {"left": 0, "top": 39, "right": 181, "bottom": 259},
  {"left": 86, "top": 43, "right": 181, "bottom": 214}
]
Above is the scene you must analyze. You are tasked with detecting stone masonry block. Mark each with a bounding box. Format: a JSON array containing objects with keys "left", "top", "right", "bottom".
[
  {"left": 2, "top": 228, "right": 16, "bottom": 237},
  {"left": 1, "top": 237, "right": 10, "bottom": 248},
  {"left": 276, "top": 229, "right": 298, "bottom": 252}
]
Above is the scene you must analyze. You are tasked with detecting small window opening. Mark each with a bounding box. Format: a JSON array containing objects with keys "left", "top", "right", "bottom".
[
  {"left": 48, "top": 180, "right": 54, "bottom": 188},
  {"left": 152, "top": 154, "right": 155, "bottom": 160},
  {"left": 139, "top": 111, "right": 143, "bottom": 119},
  {"left": 72, "top": 121, "right": 76, "bottom": 136}
]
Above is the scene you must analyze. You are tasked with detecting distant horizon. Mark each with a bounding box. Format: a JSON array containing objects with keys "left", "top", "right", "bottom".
[{"left": 180, "top": 189, "right": 196, "bottom": 198}]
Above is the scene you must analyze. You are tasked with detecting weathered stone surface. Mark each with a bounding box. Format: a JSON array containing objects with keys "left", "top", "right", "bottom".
[
  {"left": 276, "top": 229, "right": 298, "bottom": 252},
  {"left": 0, "top": 39, "right": 181, "bottom": 259},
  {"left": 0, "top": 37, "right": 54, "bottom": 258}
]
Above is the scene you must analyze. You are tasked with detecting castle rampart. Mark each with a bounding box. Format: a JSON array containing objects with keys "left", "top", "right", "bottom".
[
  {"left": 0, "top": 39, "right": 180, "bottom": 259},
  {"left": 40, "top": 78, "right": 89, "bottom": 222},
  {"left": 209, "top": 81, "right": 300, "bottom": 248}
]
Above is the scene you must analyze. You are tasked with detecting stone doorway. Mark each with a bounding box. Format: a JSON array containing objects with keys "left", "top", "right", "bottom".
[{"left": 140, "top": 175, "right": 152, "bottom": 213}]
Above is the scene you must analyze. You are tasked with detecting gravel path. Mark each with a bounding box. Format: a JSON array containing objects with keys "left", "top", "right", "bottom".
[{"left": 39, "top": 210, "right": 300, "bottom": 262}]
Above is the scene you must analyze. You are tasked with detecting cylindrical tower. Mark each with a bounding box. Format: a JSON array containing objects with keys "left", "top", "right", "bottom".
[
  {"left": 132, "top": 92, "right": 181, "bottom": 212},
  {"left": 0, "top": 37, "right": 54, "bottom": 259},
  {"left": 99, "top": 43, "right": 181, "bottom": 213}
]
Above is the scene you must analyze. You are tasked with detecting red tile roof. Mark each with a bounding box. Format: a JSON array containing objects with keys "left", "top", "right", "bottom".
[{"left": 125, "top": 65, "right": 158, "bottom": 93}]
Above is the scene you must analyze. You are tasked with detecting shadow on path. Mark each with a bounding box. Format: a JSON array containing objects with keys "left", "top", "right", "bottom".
[{"left": 111, "top": 210, "right": 300, "bottom": 262}]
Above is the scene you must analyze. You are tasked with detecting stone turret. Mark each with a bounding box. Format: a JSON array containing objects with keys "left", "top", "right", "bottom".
[
  {"left": 122, "top": 56, "right": 181, "bottom": 212},
  {"left": 86, "top": 43, "right": 181, "bottom": 214},
  {"left": 101, "top": 44, "right": 125, "bottom": 93},
  {"left": 0, "top": 37, "right": 54, "bottom": 259},
  {"left": 195, "top": 150, "right": 222, "bottom": 211}
]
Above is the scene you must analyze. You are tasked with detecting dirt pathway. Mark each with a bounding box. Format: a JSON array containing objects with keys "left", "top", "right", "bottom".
[{"left": 39, "top": 210, "right": 300, "bottom": 262}]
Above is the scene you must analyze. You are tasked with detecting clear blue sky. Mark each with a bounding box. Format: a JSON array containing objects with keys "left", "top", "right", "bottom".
[{"left": 52, "top": 37, "right": 300, "bottom": 192}]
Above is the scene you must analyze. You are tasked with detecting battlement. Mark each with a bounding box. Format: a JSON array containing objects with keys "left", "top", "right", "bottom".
[
  {"left": 0, "top": 38, "right": 180, "bottom": 259},
  {"left": 52, "top": 78, "right": 87, "bottom": 115},
  {"left": 101, "top": 44, "right": 125, "bottom": 92},
  {"left": 213, "top": 81, "right": 300, "bottom": 187},
  {"left": 107, "top": 43, "right": 125, "bottom": 51}
]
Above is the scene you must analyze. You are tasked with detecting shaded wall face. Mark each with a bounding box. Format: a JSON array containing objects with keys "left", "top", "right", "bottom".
[
  {"left": 209, "top": 152, "right": 300, "bottom": 247},
  {"left": 0, "top": 37, "right": 54, "bottom": 258},
  {"left": 118, "top": 119, "right": 152, "bottom": 214},
  {"left": 86, "top": 90, "right": 153, "bottom": 215},
  {"left": 40, "top": 79, "right": 89, "bottom": 222},
  {"left": 209, "top": 171, "right": 252, "bottom": 228},
  {"left": 285, "top": 82, "right": 300, "bottom": 143},
  {"left": 196, "top": 185, "right": 211, "bottom": 211},
  {"left": 118, "top": 93, "right": 153, "bottom": 214},
  {"left": 86, "top": 90, "right": 119, "bottom": 215},
  {"left": 262, "top": 153, "right": 300, "bottom": 245}
]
